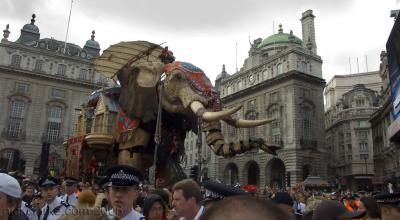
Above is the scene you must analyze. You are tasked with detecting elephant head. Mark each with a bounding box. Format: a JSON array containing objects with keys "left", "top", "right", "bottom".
[{"left": 118, "top": 59, "right": 280, "bottom": 157}]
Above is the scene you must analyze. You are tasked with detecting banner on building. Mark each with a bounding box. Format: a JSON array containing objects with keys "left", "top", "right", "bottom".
[{"left": 65, "top": 135, "right": 85, "bottom": 178}]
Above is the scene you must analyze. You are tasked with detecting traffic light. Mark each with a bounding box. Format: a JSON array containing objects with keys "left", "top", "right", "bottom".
[{"left": 190, "top": 165, "right": 199, "bottom": 180}]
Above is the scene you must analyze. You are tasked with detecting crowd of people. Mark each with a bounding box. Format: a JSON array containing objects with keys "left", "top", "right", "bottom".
[{"left": 0, "top": 166, "right": 399, "bottom": 220}]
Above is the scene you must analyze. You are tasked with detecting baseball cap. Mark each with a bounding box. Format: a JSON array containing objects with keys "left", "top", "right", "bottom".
[
  {"left": 313, "top": 200, "right": 365, "bottom": 220},
  {"left": 0, "top": 173, "right": 22, "bottom": 198}
]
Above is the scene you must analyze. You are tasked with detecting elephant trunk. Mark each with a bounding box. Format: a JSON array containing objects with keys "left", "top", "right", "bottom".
[{"left": 202, "top": 121, "right": 280, "bottom": 157}]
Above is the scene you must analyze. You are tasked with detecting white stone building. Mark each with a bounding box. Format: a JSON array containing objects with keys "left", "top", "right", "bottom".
[
  {"left": 0, "top": 15, "right": 107, "bottom": 175},
  {"left": 208, "top": 10, "right": 326, "bottom": 188}
]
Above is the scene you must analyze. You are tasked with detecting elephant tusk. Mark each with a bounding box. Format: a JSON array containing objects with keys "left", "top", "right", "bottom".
[
  {"left": 190, "top": 101, "right": 242, "bottom": 121},
  {"left": 231, "top": 118, "right": 274, "bottom": 128}
]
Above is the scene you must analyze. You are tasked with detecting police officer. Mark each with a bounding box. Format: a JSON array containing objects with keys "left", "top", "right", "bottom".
[
  {"left": 374, "top": 192, "right": 400, "bottom": 220},
  {"left": 106, "top": 165, "right": 144, "bottom": 220},
  {"left": 21, "top": 199, "right": 38, "bottom": 220},
  {"left": 38, "top": 176, "right": 73, "bottom": 220},
  {"left": 60, "top": 177, "right": 79, "bottom": 207},
  {"left": 201, "top": 180, "right": 248, "bottom": 209}
]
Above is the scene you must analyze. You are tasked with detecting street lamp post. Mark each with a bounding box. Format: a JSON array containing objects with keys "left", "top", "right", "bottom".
[{"left": 196, "top": 116, "right": 202, "bottom": 182}]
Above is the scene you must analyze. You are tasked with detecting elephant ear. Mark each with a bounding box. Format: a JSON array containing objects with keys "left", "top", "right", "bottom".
[{"left": 93, "top": 41, "right": 166, "bottom": 123}]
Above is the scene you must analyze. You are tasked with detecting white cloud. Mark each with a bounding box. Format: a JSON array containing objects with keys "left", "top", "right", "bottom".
[{"left": 1, "top": 0, "right": 399, "bottom": 83}]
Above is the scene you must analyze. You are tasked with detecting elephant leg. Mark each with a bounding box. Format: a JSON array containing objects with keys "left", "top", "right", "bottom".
[
  {"left": 118, "top": 150, "right": 153, "bottom": 171},
  {"left": 117, "top": 128, "right": 152, "bottom": 172}
]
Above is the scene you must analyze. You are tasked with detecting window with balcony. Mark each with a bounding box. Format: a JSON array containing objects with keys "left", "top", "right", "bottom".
[
  {"left": 7, "top": 100, "right": 26, "bottom": 139},
  {"left": 11, "top": 55, "right": 21, "bottom": 68},
  {"left": 46, "top": 106, "right": 62, "bottom": 143}
]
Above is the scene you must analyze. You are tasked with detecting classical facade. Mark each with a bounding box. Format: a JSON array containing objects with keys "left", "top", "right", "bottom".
[
  {"left": 183, "top": 131, "right": 218, "bottom": 181},
  {"left": 210, "top": 10, "right": 326, "bottom": 188},
  {"left": 324, "top": 72, "right": 381, "bottom": 190},
  {"left": 370, "top": 51, "right": 400, "bottom": 191},
  {"left": 0, "top": 15, "right": 107, "bottom": 175}
]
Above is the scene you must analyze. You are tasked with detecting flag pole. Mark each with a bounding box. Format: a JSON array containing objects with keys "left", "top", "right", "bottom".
[{"left": 63, "top": 0, "right": 74, "bottom": 54}]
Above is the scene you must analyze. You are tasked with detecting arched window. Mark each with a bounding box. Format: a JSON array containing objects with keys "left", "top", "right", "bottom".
[
  {"left": 7, "top": 100, "right": 26, "bottom": 139},
  {"left": 11, "top": 55, "right": 22, "bottom": 68},
  {"left": 277, "top": 63, "right": 283, "bottom": 74},
  {"left": 46, "top": 106, "right": 62, "bottom": 143}
]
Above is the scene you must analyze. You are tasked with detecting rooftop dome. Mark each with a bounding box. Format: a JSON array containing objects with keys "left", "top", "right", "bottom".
[
  {"left": 257, "top": 24, "right": 302, "bottom": 49},
  {"left": 16, "top": 14, "right": 40, "bottom": 44},
  {"left": 84, "top": 30, "right": 100, "bottom": 50},
  {"left": 216, "top": 64, "right": 230, "bottom": 80},
  {"left": 22, "top": 14, "right": 39, "bottom": 34}
]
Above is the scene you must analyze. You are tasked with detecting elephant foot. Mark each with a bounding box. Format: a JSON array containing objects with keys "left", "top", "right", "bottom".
[{"left": 118, "top": 150, "right": 153, "bottom": 172}]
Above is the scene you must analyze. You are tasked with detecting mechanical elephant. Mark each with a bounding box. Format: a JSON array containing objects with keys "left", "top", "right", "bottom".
[{"left": 114, "top": 58, "right": 280, "bottom": 185}]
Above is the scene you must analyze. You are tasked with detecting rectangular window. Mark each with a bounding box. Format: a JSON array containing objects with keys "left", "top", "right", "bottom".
[
  {"left": 7, "top": 117, "right": 24, "bottom": 138},
  {"left": 52, "top": 88, "right": 65, "bottom": 98},
  {"left": 356, "top": 99, "right": 365, "bottom": 107},
  {"left": 11, "top": 55, "right": 21, "bottom": 68},
  {"left": 347, "top": 144, "right": 352, "bottom": 151},
  {"left": 79, "top": 69, "right": 87, "bottom": 80},
  {"left": 47, "top": 121, "right": 61, "bottom": 143},
  {"left": 347, "top": 155, "right": 352, "bottom": 161},
  {"left": 359, "top": 142, "right": 368, "bottom": 152},
  {"left": 339, "top": 144, "right": 345, "bottom": 152},
  {"left": 303, "top": 119, "right": 311, "bottom": 139},
  {"left": 15, "top": 82, "right": 29, "bottom": 93},
  {"left": 273, "top": 134, "right": 281, "bottom": 145},
  {"left": 7, "top": 100, "right": 25, "bottom": 138},
  {"left": 34, "top": 60, "right": 44, "bottom": 71},
  {"left": 57, "top": 64, "right": 66, "bottom": 76}
]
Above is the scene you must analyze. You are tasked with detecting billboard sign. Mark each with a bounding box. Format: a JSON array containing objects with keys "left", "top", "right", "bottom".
[{"left": 387, "top": 15, "right": 400, "bottom": 119}]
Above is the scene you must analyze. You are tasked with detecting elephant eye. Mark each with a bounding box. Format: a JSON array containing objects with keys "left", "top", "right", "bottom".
[{"left": 174, "top": 74, "right": 183, "bottom": 81}]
